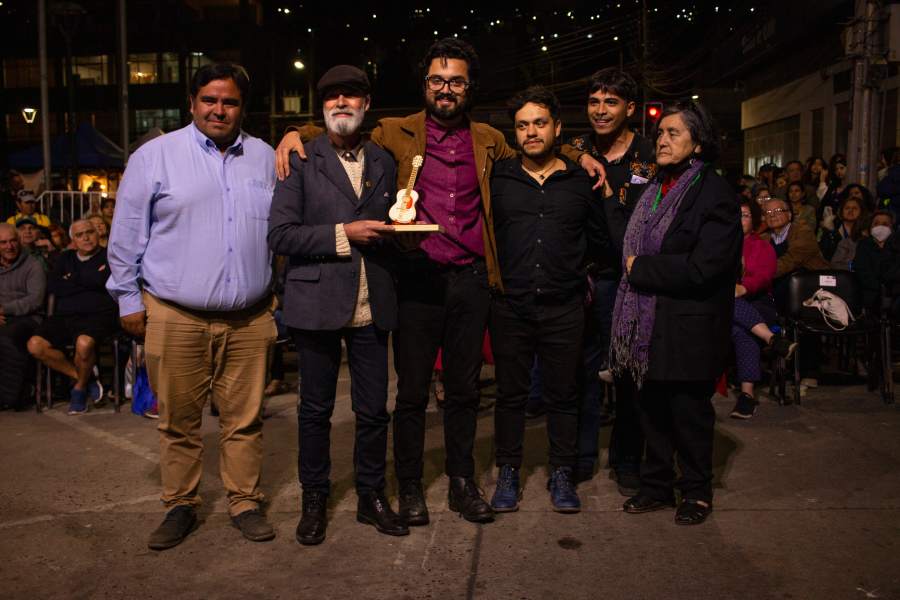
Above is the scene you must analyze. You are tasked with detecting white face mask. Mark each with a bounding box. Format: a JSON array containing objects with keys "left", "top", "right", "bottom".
[{"left": 871, "top": 225, "right": 892, "bottom": 243}]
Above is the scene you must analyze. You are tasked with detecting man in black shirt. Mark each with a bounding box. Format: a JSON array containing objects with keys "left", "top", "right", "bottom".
[
  {"left": 561, "top": 69, "right": 655, "bottom": 494},
  {"left": 488, "top": 87, "right": 607, "bottom": 514},
  {"left": 27, "top": 219, "right": 117, "bottom": 415}
]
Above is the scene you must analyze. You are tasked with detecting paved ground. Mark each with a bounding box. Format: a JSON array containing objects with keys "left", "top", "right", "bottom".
[{"left": 1, "top": 365, "right": 899, "bottom": 600}]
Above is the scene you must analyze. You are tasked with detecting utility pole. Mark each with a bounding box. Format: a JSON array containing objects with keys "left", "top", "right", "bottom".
[
  {"left": 847, "top": 0, "right": 883, "bottom": 192},
  {"left": 38, "top": 0, "right": 51, "bottom": 191},
  {"left": 118, "top": 0, "right": 129, "bottom": 163}
]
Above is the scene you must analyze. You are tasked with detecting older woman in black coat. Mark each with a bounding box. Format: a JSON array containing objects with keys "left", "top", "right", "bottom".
[{"left": 611, "top": 101, "right": 741, "bottom": 525}]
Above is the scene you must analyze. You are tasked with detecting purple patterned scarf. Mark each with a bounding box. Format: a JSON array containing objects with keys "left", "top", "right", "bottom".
[{"left": 610, "top": 160, "right": 706, "bottom": 389}]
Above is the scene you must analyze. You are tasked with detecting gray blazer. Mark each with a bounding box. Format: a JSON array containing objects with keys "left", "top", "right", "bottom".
[{"left": 267, "top": 135, "right": 398, "bottom": 331}]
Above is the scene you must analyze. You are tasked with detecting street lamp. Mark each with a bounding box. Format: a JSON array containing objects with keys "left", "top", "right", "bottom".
[
  {"left": 22, "top": 107, "right": 37, "bottom": 123},
  {"left": 293, "top": 59, "right": 305, "bottom": 70}
]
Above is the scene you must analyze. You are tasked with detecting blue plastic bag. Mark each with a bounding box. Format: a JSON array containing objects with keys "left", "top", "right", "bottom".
[{"left": 131, "top": 366, "right": 157, "bottom": 416}]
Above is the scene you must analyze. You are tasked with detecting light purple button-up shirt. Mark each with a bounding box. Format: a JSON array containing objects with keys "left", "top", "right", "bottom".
[
  {"left": 106, "top": 123, "right": 275, "bottom": 315},
  {"left": 415, "top": 117, "right": 484, "bottom": 265}
]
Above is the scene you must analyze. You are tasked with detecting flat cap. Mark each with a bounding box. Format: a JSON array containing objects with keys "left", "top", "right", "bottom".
[
  {"left": 316, "top": 65, "right": 370, "bottom": 99},
  {"left": 15, "top": 216, "right": 37, "bottom": 228}
]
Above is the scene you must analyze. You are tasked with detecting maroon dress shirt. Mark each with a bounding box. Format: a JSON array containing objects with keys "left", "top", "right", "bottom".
[{"left": 415, "top": 117, "right": 484, "bottom": 265}]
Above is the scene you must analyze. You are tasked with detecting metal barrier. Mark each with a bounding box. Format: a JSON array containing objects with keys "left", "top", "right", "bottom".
[{"left": 36, "top": 191, "right": 112, "bottom": 225}]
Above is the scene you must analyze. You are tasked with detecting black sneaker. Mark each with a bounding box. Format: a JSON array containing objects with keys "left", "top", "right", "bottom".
[{"left": 730, "top": 392, "right": 758, "bottom": 420}]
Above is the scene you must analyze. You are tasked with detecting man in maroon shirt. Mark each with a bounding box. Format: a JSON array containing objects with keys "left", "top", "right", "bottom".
[{"left": 275, "top": 39, "right": 605, "bottom": 526}]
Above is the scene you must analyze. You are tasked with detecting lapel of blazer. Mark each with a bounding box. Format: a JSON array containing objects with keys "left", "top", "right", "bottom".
[
  {"left": 665, "top": 167, "right": 707, "bottom": 236},
  {"left": 358, "top": 141, "right": 385, "bottom": 211},
  {"left": 314, "top": 137, "right": 360, "bottom": 206}
]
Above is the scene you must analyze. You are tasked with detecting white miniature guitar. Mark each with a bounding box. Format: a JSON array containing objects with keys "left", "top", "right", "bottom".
[{"left": 389, "top": 155, "right": 423, "bottom": 224}]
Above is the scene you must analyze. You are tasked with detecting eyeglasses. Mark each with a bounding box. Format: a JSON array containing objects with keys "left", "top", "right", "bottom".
[
  {"left": 740, "top": 213, "right": 752, "bottom": 219},
  {"left": 764, "top": 208, "right": 789, "bottom": 216},
  {"left": 424, "top": 75, "right": 471, "bottom": 94},
  {"left": 756, "top": 195, "right": 771, "bottom": 202}
]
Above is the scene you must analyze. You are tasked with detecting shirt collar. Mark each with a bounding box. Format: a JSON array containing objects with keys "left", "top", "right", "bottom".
[
  {"left": 425, "top": 114, "right": 468, "bottom": 143},
  {"left": 190, "top": 122, "right": 244, "bottom": 155},
  {"left": 772, "top": 223, "right": 791, "bottom": 245},
  {"left": 332, "top": 139, "right": 365, "bottom": 162}
]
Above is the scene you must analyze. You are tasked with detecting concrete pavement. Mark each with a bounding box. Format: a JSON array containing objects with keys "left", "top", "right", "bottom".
[{"left": 1, "top": 373, "right": 899, "bottom": 599}]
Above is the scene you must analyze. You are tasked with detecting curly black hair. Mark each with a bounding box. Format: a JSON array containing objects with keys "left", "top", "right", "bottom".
[{"left": 420, "top": 37, "right": 480, "bottom": 87}]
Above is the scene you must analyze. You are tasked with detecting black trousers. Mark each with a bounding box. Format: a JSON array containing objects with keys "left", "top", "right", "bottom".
[
  {"left": 637, "top": 380, "right": 716, "bottom": 503},
  {"left": 608, "top": 377, "right": 644, "bottom": 474},
  {"left": 0, "top": 316, "right": 39, "bottom": 409},
  {"left": 491, "top": 297, "right": 583, "bottom": 469},
  {"left": 293, "top": 325, "right": 390, "bottom": 495},
  {"left": 393, "top": 259, "right": 490, "bottom": 481}
]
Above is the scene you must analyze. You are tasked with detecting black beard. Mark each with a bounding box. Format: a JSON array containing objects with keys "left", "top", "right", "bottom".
[{"left": 425, "top": 91, "right": 470, "bottom": 121}]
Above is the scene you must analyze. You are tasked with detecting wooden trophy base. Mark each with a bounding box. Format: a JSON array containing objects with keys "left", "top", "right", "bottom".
[{"left": 389, "top": 223, "right": 445, "bottom": 233}]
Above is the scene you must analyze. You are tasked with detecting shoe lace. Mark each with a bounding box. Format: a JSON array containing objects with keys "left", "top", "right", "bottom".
[
  {"left": 303, "top": 492, "right": 325, "bottom": 512},
  {"left": 496, "top": 467, "right": 517, "bottom": 491},
  {"left": 552, "top": 469, "right": 575, "bottom": 494}
]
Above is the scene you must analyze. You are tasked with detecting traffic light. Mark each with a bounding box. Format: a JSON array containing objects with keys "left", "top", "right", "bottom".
[{"left": 643, "top": 101, "right": 663, "bottom": 135}]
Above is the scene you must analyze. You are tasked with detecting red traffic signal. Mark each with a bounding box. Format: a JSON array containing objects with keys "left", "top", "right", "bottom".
[{"left": 642, "top": 101, "right": 664, "bottom": 135}]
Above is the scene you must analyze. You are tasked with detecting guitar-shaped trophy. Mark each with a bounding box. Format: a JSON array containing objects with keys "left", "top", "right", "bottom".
[
  {"left": 389, "top": 155, "right": 423, "bottom": 224},
  {"left": 387, "top": 155, "right": 444, "bottom": 233}
]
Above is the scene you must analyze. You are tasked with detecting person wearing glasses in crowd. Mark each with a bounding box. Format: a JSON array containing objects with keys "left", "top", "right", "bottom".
[
  {"left": 730, "top": 198, "right": 797, "bottom": 419},
  {"left": 274, "top": 38, "right": 607, "bottom": 526}
]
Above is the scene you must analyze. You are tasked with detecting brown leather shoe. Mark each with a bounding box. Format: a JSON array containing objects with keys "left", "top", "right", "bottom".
[
  {"left": 231, "top": 509, "right": 275, "bottom": 542},
  {"left": 148, "top": 506, "right": 198, "bottom": 550}
]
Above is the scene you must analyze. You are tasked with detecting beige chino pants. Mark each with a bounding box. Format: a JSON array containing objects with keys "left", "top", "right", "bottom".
[{"left": 143, "top": 293, "right": 277, "bottom": 516}]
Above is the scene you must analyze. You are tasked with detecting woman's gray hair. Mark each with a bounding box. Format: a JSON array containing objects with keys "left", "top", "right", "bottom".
[{"left": 656, "top": 100, "right": 721, "bottom": 163}]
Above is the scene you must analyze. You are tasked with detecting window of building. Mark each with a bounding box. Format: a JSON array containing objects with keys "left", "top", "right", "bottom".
[
  {"left": 3, "top": 58, "right": 58, "bottom": 88},
  {"left": 134, "top": 108, "right": 181, "bottom": 134},
  {"left": 744, "top": 115, "right": 801, "bottom": 175},
  {"left": 129, "top": 53, "right": 179, "bottom": 84},
  {"left": 835, "top": 101, "right": 850, "bottom": 156},
  {"left": 812, "top": 108, "right": 824, "bottom": 159},
  {"left": 65, "top": 55, "right": 110, "bottom": 85},
  {"left": 187, "top": 52, "right": 212, "bottom": 78}
]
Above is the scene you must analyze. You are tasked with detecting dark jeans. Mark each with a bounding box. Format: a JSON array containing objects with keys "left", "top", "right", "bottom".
[
  {"left": 293, "top": 325, "right": 390, "bottom": 494},
  {"left": 393, "top": 259, "right": 490, "bottom": 481},
  {"left": 607, "top": 377, "right": 644, "bottom": 475},
  {"left": 577, "top": 277, "right": 645, "bottom": 477},
  {"left": 491, "top": 297, "right": 583, "bottom": 469},
  {"left": 638, "top": 380, "right": 716, "bottom": 503},
  {"left": 0, "top": 316, "right": 39, "bottom": 409}
]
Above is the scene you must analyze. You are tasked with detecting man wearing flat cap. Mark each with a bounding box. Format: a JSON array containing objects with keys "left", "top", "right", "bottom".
[{"left": 269, "top": 64, "right": 406, "bottom": 545}]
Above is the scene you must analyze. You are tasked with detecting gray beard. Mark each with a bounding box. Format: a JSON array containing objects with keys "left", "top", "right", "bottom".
[{"left": 325, "top": 109, "right": 364, "bottom": 136}]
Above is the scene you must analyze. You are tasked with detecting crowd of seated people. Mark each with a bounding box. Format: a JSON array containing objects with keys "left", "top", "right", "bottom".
[
  {"left": 732, "top": 152, "right": 900, "bottom": 410},
  {"left": 0, "top": 183, "right": 121, "bottom": 412}
]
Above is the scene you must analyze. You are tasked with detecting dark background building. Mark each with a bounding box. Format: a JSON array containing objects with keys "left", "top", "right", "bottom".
[{"left": 0, "top": 0, "right": 861, "bottom": 189}]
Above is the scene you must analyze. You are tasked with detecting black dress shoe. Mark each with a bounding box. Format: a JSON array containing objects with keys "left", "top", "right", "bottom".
[
  {"left": 448, "top": 477, "right": 494, "bottom": 523},
  {"left": 148, "top": 506, "right": 198, "bottom": 550},
  {"left": 398, "top": 479, "right": 430, "bottom": 526},
  {"left": 357, "top": 490, "right": 410, "bottom": 536},
  {"left": 231, "top": 508, "right": 275, "bottom": 542},
  {"left": 622, "top": 493, "right": 676, "bottom": 514},
  {"left": 675, "top": 499, "right": 713, "bottom": 525},
  {"left": 295, "top": 491, "right": 327, "bottom": 546}
]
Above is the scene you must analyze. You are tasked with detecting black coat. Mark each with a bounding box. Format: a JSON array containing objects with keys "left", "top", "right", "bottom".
[
  {"left": 267, "top": 136, "right": 398, "bottom": 331},
  {"left": 627, "top": 168, "right": 742, "bottom": 382}
]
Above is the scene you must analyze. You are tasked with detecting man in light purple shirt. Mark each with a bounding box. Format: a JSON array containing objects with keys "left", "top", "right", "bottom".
[{"left": 107, "top": 63, "right": 278, "bottom": 550}]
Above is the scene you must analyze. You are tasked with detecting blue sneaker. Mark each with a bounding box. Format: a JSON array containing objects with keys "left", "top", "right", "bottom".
[
  {"left": 68, "top": 388, "right": 88, "bottom": 415},
  {"left": 490, "top": 465, "right": 520, "bottom": 512},
  {"left": 548, "top": 467, "right": 581, "bottom": 513}
]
